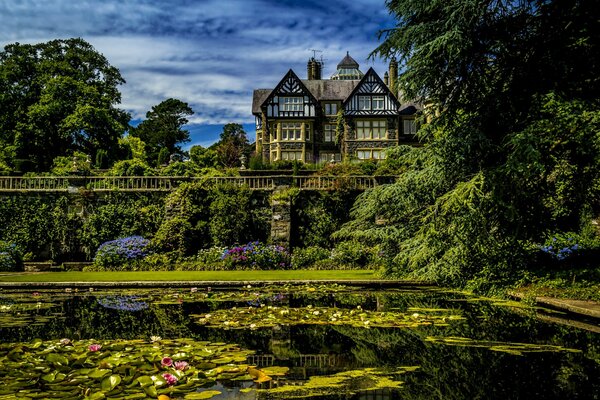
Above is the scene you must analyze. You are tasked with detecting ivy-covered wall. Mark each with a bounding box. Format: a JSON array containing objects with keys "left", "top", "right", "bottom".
[
  {"left": 0, "top": 185, "right": 273, "bottom": 262},
  {"left": 0, "top": 185, "right": 358, "bottom": 262}
]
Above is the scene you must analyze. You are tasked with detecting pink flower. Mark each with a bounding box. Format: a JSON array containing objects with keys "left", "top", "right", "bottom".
[
  {"left": 88, "top": 344, "right": 102, "bottom": 352},
  {"left": 174, "top": 361, "right": 189, "bottom": 371},
  {"left": 161, "top": 357, "right": 173, "bottom": 367},
  {"left": 162, "top": 373, "right": 178, "bottom": 386}
]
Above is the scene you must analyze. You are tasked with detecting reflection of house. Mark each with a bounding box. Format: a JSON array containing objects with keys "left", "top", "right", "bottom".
[{"left": 252, "top": 52, "right": 421, "bottom": 163}]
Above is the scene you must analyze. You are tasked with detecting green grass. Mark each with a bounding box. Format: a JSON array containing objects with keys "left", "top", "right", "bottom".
[{"left": 0, "top": 270, "right": 381, "bottom": 283}]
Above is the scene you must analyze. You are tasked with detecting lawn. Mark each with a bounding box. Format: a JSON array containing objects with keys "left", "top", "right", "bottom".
[{"left": 0, "top": 270, "right": 381, "bottom": 283}]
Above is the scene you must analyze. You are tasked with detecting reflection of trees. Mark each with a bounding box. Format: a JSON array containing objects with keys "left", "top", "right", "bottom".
[
  {"left": 0, "top": 296, "right": 193, "bottom": 341},
  {"left": 1, "top": 290, "right": 599, "bottom": 399}
]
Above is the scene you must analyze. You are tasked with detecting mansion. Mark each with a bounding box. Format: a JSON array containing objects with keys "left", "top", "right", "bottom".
[{"left": 252, "top": 52, "right": 421, "bottom": 163}]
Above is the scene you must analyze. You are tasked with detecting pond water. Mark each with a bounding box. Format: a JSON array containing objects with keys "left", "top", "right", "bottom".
[{"left": 0, "top": 284, "right": 598, "bottom": 399}]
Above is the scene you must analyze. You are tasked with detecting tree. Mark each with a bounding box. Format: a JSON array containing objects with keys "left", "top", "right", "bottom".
[
  {"left": 0, "top": 38, "right": 130, "bottom": 171},
  {"left": 336, "top": 0, "right": 600, "bottom": 287},
  {"left": 213, "top": 123, "right": 250, "bottom": 167},
  {"left": 189, "top": 145, "right": 219, "bottom": 168},
  {"left": 131, "top": 98, "right": 193, "bottom": 165}
]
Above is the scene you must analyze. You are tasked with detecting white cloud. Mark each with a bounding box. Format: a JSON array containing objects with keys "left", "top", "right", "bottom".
[{"left": 1, "top": 0, "right": 395, "bottom": 144}]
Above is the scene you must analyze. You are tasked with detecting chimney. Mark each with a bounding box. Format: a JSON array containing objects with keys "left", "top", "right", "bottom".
[
  {"left": 313, "top": 59, "right": 322, "bottom": 80},
  {"left": 389, "top": 58, "right": 398, "bottom": 94},
  {"left": 384, "top": 71, "right": 389, "bottom": 86},
  {"left": 307, "top": 59, "right": 314, "bottom": 80}
]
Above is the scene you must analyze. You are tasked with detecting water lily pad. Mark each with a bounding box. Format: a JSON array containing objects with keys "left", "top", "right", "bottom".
[
  {"left": 101, "top": 375, "right": 121, "bottom": 391},
  {"left": 184, "top": 390, "right": 222, "bottom": 399}
]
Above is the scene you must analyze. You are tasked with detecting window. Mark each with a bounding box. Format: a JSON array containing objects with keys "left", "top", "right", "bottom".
[
  {"left": 324, "top": 124, "right": 334, "bottom": 142},
  {"left": 357, "top": 149, "right": 387, "bottom": 160},
  {"left": 372, "top": 96, "right": 385, "bottom": 110},
  {"left": 356, "top": 120, "right": 387, "bottom": 139},
  {"left": 281, "top": 122, "right": 302, "bottom": 140},
  {"left": 281, "top": 151, "right": 303, "bottom": 161},
  {"left": 324, "top": 103, "right": 338, "bottom": 115},
  {"left": 305, "top": 124, "right": 311, "bottom": 141},
  {"left": 281, "top": 97, "right": 303, "bottom": 112},
  {"left": 320, "top": 152, "right": 341, "bottom": 163},
  {"left": 403, "top": 119, "right": 417, "bottom": 135},
  {"left": 358, "top": 96, "right": 371, "bottom": 110}
]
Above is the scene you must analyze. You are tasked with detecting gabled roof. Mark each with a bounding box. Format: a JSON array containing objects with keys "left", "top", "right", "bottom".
[
  {"left": 259, "top": 69, "right": 319, "bottom": 112},
  {"left": 252, "top": 70, "right": 360, "bottom": 114},
  {"left": 252, "top": 67, "right": 422, "bottom": 115},
  {"left": 343, "top": 67, "right": 400, "bottom": 109}
]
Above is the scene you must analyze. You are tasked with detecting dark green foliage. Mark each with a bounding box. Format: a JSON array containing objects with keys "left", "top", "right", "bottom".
[
  {"left": 209, "top": 185, "right": 251, "bottom": 246},
  {"left": 0, "top": 38, "right": 130, "bottom": 171},
  {"left": 130, "top": 98, "right": 193, "bottom": 165},
  {"left": 292, "top": 191, "right": 359, "bottom": 248},
  {"left": 157, "top": 161, "right": 197, "bottom": 177},
  {"left": 151, "top": 183, "right": 211, "bottom": 255},
  {"left": 213, "top": 123, "right": 251, "bottom": 168},
  {"left": 0, "top": 241, "right": 23, "bottom": 271},
  {"left": 95, "top": 149, "right": 108, "bottom": 169},
  {"left": 189, "top": 145, "right": 219, "bottom": 168},
  {"left": 248, "top": 154, "right": 267, "bottom": 170},
  {"left": 50, "top": 151, "right": 91, "bottom": 175},
  {"left": 337, "top": 0, "right": 600, "bottom": 287},
  {"left": 152, "top": 217, "right": 194, "bottom": 257},
  {"left": 291, "top": 246, "right": 330, "bottom": 269},
  {"left": 157, "top": 147, "right": 170, "bottom": 166},
  {"left": 109, "top": 159, "right": 155, "bottom": 176},
  {"left": 81, "top": 194, "right": 164, "bottom": 258},
  {"left": 0, "top": 196, "right": 83, "bottom": 261}
]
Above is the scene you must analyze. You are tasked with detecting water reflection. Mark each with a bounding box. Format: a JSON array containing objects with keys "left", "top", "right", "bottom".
[{"left": 0, "top": 287, "right": 598, "bottom": 399}]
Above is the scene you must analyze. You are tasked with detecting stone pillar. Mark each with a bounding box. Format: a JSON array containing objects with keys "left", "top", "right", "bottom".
[{"left": 270, "top": 184, "right": 292, "bottom": 248}]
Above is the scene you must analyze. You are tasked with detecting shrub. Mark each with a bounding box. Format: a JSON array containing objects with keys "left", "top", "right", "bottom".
[
  {"left": 331, "top": 241, "right": 374, "bottom": 267},
  {"left": 110, "top": 159, "right": 155, "bottom": 176},
  {"left": 95, "top": 149, "right": 109, "bottom": 169},
  {"left": 291, "top": 246, "right": 330, "bottom": 269},
  {"left": 152, "top": 217, "right": 193, "bottom": 256},
  {"left": 0, "top": 242, "right": 22, "bottom": 272},
  {"left": 195, "top": 246, "right": 227, "bottom": 265},
  {"left": 94, "top": 236, "right": 152, "bottom": 270},
  {"left": 209, "top": 186, "right": 251, "bottom": 246},
  {"left": 158, "top": 161, "right": 197, "bottom": 177},
  {"left": 221, "top": 241, "right": 290, "bottom": 269},
  {"left": 51, "top": 151, "right": 91, "bottom": 175},
  {"left": 536, "top": 229, "right": 600, "bottom": 267}
]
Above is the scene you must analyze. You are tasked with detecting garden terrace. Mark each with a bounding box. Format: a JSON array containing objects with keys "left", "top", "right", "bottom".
[{"left": 0, "top": 175, "right": 397, "bottom": 192}]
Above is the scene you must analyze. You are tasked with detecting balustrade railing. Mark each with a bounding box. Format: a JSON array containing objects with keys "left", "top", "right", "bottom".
[{"left": 0, "top": 175, "right": 397, "bottom": 192}]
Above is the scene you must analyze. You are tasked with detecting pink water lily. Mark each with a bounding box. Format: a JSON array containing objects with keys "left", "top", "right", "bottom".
[
  {"left": 174, "top": 361, "right": 189, "bottom": 371},
  {"left": 161, "top": 357, "right": 173, "bottom": 367},
  {"left": 162, "top": 373, "right": 178, "bottom": 386},
  {"left": 88, "top": 344, "right": 102, "bottom": 352}
]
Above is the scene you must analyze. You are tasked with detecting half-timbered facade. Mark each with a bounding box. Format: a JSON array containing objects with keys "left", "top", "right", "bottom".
[{"left": 252, "top": 53, "right": 420, "bottom": 163}]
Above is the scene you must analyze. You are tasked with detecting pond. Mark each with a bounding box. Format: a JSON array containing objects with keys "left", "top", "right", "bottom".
[{"left": 0, "top": 284, "right": 598, "bottom": 399}]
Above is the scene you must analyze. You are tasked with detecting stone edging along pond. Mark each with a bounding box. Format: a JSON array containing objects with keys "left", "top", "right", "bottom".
[{"left": 0, "top": 279, "right": 435, "bottom": 289}]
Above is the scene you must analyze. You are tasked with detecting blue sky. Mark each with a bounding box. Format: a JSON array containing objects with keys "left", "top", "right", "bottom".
[{"left": 0, "top": 0, "right": 396, "bottom": 148}]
